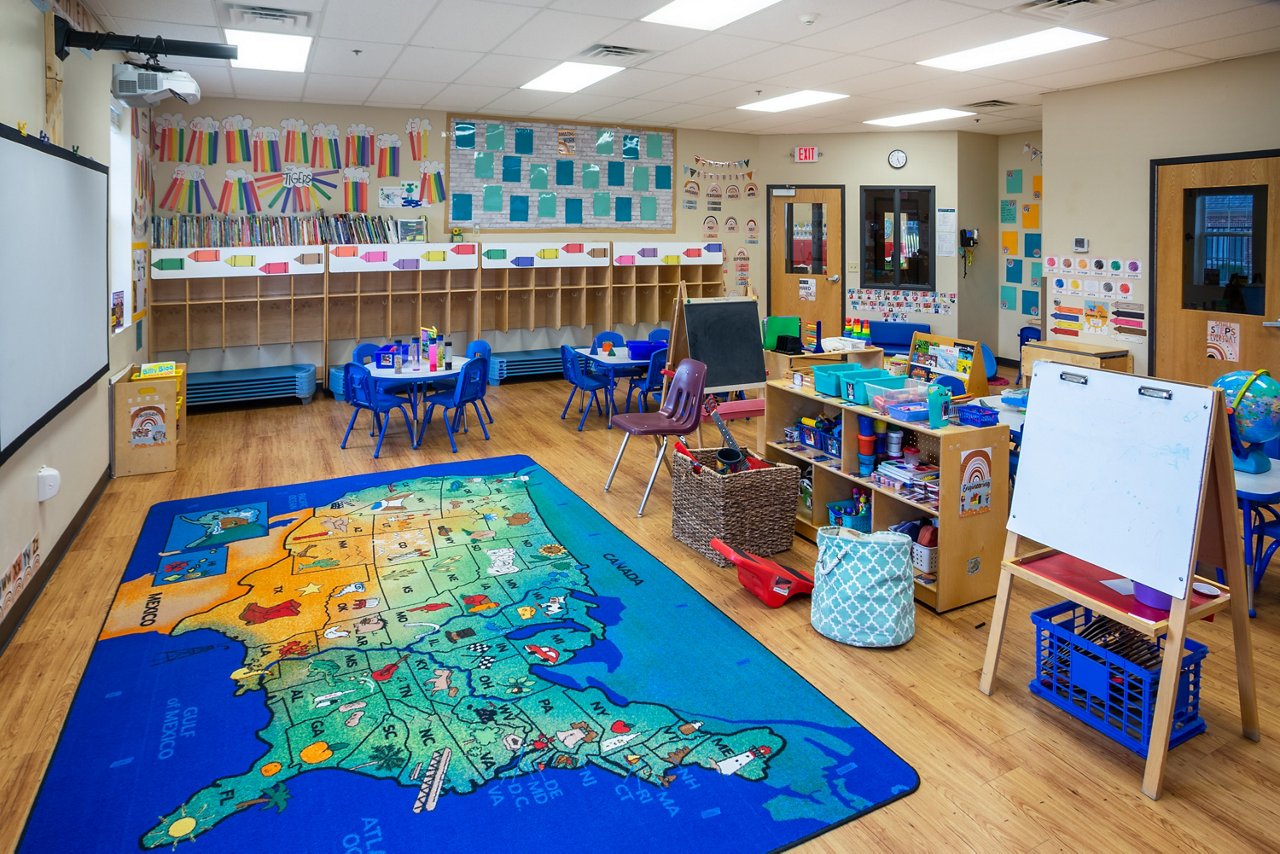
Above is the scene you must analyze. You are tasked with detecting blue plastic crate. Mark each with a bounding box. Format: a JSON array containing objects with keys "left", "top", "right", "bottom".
[{"left": 1029, "top": 601, "right": 1206, "bottom": 757}]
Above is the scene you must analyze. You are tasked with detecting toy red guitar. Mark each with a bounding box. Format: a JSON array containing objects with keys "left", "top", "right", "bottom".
[
  {"left": 702, "top": 395, "right": 741, "bottom": 452},
  {"left": 711, "top": 538, "right": 813, "bottom": 608}
]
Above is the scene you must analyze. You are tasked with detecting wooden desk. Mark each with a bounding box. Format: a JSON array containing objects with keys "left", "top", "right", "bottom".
[{"left": 1022, "top": 340, "right": 1133, "bottom": 383}]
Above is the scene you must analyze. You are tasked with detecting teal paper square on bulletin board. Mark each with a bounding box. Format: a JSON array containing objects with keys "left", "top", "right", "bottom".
[
  {"left": 452, "top": 193, "right": 472, "bottom": 220},
  {"left": 485, "top": 123, "right": 505, "bottom": 151},
  {"left": 615, "top": 196, "right": 633, "bottom": 222},
  {"left": 555, "top": 160, "right": 574, "bottom": 186},
  {"left": 655, "top": 165, "right": 672, "bottom": 190},
  {"left": 640, "top": 196, "right": 657, "bottom": 221},
  {"left": 502, "top": 155, "right": 522, "bottom": 183},
  {"left": 632, "top": 166, "right": 649, "bottom": 192},
  {"left": 1022, "top": 289, "right": 1040, "bottom": 317},
  {"left": 1006, "top": 169, "right": 1023, "bottom": 194},
  {"left": 593, "top": 192, "right": 610, "bottom": 218},
  {"left": 607, "top": 161, "right": 625, "bottom": 186},
  {"left": 514, "top": 127, "right": 534, "bottom": 155},
  {"left": 538, "top": 192, "right": 557, "bottom": 218},
  {"left": 483, "top": 185, "right": 503, "bottom": 212},
  {"left": 530, "top": 163, "right": 548, "bottom": 190},
  {"left": 1024, "top": 232, "right": 1042, "bottom": 258},
  {"left": 510, "top": 194, "right": 529, "bottom": 222},
  {"left": 1005, "top": 258, "right": 1023, "bottom": 284},
  {"left": 454, "top": 122, "right": 475, "bottom": 149},
  {"left": 647, "top": 133, "right": 663, "bottom": 159},
  {"left": 622, "top": 134, "right": 640, "bottom": 160},
  {"left": 565, "top": 197, "right": 583, "bottom": 225},
  {"left": 596, "top": 129, "right": 614, "bottom": 156},
  {"left": 1030, "top": 260, "right": 1043, "bottom": 280},
  {"left": 582, "top": 163, "right": 600, "bottom": 189},
  {"left": 1000, "top": 285, "right": 1016, "bottom": 310},
  {"left": 474, "top": 151, "right": 494, "bottom": 179}
]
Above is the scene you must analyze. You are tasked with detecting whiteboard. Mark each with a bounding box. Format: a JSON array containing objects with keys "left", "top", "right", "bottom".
[
  {"left": 0, "top": 124, "right": 109, "bottom": 463},
  {"left": 1009, "top": 364, "right": 1215, "bottom": 599}
]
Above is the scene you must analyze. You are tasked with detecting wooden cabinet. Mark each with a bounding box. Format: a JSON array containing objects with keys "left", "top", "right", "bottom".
[
  {"left": 478, "top": 242, "right": 611, "bottom": 333},
  {"left": 1021, "top": 339, "right": 1133, "bottom": 384},
  {"left": 612, "top": 241, "right": 725, "bottom": 327},
  {"left": 763, "top": 380, "right": 1009, "bottom": 612}
]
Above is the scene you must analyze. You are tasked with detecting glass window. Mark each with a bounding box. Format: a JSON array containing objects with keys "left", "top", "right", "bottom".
[
  {"left": 1182, "top": 186, "right": 1267, "bottom": 314},
  {"left": 784, "top": 202, "right": 827, "bottom": 275},
  {"left": 861, "top": 186, "right": 934, "bottom": 290}
]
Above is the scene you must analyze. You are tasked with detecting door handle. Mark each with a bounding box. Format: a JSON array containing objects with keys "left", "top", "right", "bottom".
[{"left": 827, "top": 274, "right": 841, "bottom": 283}]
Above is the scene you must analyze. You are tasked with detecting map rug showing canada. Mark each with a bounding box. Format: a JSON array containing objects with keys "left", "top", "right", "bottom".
[{"left": 21, "top": 456, "right": 917, "bottom": 853}]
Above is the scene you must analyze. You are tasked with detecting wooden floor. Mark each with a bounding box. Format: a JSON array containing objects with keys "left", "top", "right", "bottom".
[{"left": 2, "top": 376, "right": 1278, "bottom": 852}]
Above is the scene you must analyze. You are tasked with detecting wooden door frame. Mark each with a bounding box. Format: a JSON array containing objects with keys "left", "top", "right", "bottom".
[
  {"left": 764, "top": 184, "right": 846, "bottom": 316},
  {"left": 1148, "top": 147, "right": 1280, "bottom": 371}
]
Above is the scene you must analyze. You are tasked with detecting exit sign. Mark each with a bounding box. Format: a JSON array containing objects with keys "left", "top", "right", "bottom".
[{"left": 794, "top": 146, "right": 818, "bottom": 163}]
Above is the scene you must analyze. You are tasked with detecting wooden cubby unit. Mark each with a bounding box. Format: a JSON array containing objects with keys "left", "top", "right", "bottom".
[
  {"left": 611, "top": 241, "right": 725, "bottom": 326},
  {"left": 764, "top": 379, "right": 1010, "bottom": 612}
]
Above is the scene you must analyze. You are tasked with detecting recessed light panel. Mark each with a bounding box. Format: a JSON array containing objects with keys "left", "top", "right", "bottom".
[
  {"left": 643, "top": 0, "right": 784, "bottom": 32},
  {"left": 225, "top": 29, "right": 312, "bottom": 72},
  {"left": 864, "top": 108, "right": 976, "bottom": 127},
  {"left": 919, "top": 27, "right": 1106, "bottom": 72},
  {"left": 738, "top": 90, "right": 848, "bottom": 113},
  {"left": 521, "top": 62, "right": 625, "bottom": 93}
]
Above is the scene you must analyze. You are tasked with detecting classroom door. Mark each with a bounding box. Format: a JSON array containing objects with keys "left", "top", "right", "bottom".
[
  {"left": 768, "top": 186, "right": 845, "bottom": 337},
  {"left": 1153, "top": 153, "right": 1280, "bottom": 385}
]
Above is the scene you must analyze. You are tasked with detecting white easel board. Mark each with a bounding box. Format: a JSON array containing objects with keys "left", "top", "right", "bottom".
[{"left": 1008, "top": 364, "right": 1215, "bottom": 599}]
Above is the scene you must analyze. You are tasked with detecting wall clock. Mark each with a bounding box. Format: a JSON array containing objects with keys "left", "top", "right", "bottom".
[{"left": 888, "top": 149, "right": 907, "bottom": 169}]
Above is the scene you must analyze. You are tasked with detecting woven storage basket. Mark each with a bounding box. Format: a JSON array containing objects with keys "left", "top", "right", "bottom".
[{"left": 671, "top": 448, "right": 800, "bottom": 566}]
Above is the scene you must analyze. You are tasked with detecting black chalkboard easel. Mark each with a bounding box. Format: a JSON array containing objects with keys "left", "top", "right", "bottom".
[{"left": 666, "top": 284, "right": 766, "bottom": 394}]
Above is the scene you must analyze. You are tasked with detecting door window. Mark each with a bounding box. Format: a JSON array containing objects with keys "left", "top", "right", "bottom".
[
  {"left": 861, "top": 187, "right": 934, "bottom": 290},
  {"left": 785, "top": 202, "right": 826, "bottom": 275},
  {"left": 1181, "top": 186, "right": 1267, "bottom": 314}
]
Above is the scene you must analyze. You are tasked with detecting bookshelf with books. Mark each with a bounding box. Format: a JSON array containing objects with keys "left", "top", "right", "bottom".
[
  {"left": 151, "top": 213, "right": 400, "bottom": 249},
  {"left": 611, "top": 241, "right": 726, "bottom": 327}
]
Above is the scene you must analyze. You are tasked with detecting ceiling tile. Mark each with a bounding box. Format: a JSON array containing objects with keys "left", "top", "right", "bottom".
[
  {"left": 861, "top": 13, "right": 1044, "bottom": 63},
  {"left": 768, "top": 54, "right": 897, "bottom": 89},
  {"left": 1179, "top": 25, "right": 1280, "bottom": 60},
  {"left": 318, "top": 0, "right": 437, "bottom": 42},
  {"left": 475, "top": 88, "right": 569, "bottom": 114},
  {"left": 182, "top": 64, "right": 234, "bottom": 98},
  {"left": 451, "top": 53, "right": 555, "bottom": 88},
  {"left": 96, "top": 0, "right": 218, "bottom": 26},
  {"left": 1023, "top": 48, "right": 1205, "bottom": 91},
  {"left": 637, "top": 75, "right": 741, "bottom": 103},
  {"left": 308, "top": 38, "right": 400, "bottom": 78},
  {"left": 584, "top": 20, "right": 706, "bottom": 53},
  {"left": 1084, "top": 0, "right": 1263, "bottom": 38},
  {"left": 703, "top": 44, "right": 846, "bottom": 83},
  {"left": 631, "top": 102, "right": 721, "bottom": 124},
  {"left": 578, "top": 67, "right": 687, "bottom": 99},
  {"left": 794, "top": 0, "right": 975, "bottom": 53},
  {"left": 1129, "top": 3, "right": 1280, "bottom": 49},
  {"left": 547, "top": 0, "right": 667, "bottom": 19},
  {"left": 716, "top": 0, "right": 887, "bottom": 42},
  {"left": 230, "top": 68, "right": 306, "bottom": 101},
  {"left": 388, "top": 46, "right": 484, "bottom": 82},
  {"left": 367, "top": 79, "right": 442, "bottom": 107},
  {"left": 412, "top": 0, "right": 541, "bottom": 52},
  {"left": 637, "top": 33, "right": 776, "bottom": 76},
  {"left": 490, "top": 8, "right": 631, "bottom": 59},
  {"left": 303, "top": 73, "right": 378, "bottom": 103},
  {"left": 425, "top": 82, "right": 513, "bottom": 111}
]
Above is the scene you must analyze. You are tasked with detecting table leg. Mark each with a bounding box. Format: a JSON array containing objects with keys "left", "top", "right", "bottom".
[{"left": 1241, "top": 497, "right": 1257, "bottom": 617}]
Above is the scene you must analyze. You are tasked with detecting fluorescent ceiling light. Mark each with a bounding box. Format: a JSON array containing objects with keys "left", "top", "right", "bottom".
[
  {"left": 739, "top": 90, "right": 848, "bottom": 113},
  {"left": 865, "top": 108, "right": 975, "bottom": 127},
  {"left": 643, "top": 0, "right": 783, "bottom": 32},
  {"left": 521, "top": 61, "right": 624, "bottom": 93},
  {"left": 918, "top": 27, "right": 1106, "bottom": 71},
  {"left": 226, "top": 28, "right": 312, "bottom": 73}
]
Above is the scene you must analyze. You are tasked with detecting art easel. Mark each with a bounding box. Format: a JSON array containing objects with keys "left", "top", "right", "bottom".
[{"left": 978, "top": 364, "right": 1258, "bottom": 799}]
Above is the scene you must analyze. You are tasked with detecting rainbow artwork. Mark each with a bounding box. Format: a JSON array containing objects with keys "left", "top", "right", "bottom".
[
  {"left": 184, "top": 117, "right": 219, "bottom": 165},
  {"left": 159, "top": 165, "right": 216, "bottom": 214},
  {"left": 419, "top": 160, "right": 445, "bottom": 205},
  {"left": 221, "top": 115, "right": 251, "bottom": 163},
  {"left": 216, "top": 169, "right": 262, "bottom": 214},
  {"left": 251, "top": 126, "right": 281, "bottom": 172},
  {"left": 310, "top": 123, "right": 341, "bottom": 169},
  {"left": 376, "top": 133, "right": 401, "bottom": 178},
  {"left": 281, "top": 118, "right": 309, "bottom": 164},
  {"left": 406, "top": 117, "right": 429, "bottom": 160},
  {"left": 343, "top": 167, "right": 369, "bottom": 213},
  {"left": 255, "top": 167, "right": 338, "bottom": 213},
  {"left": 154, "top": 114, "right": 187, "bottom": 163},
  {"left": 345, "top": 123, "right": 374, "bottom": 168}
]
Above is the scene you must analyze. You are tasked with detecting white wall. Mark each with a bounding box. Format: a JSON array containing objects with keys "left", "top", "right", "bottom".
[
  {"left": 957, "top": 132, "right": 998, "bottom": 353},
  {"left": 1044, "top": 51, "right": 1280, "bottom": 375}
]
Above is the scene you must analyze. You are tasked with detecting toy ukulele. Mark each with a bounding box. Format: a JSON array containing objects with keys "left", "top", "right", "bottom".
[{"left": 702, "top": 395, "right": 741, "bottom": 451}]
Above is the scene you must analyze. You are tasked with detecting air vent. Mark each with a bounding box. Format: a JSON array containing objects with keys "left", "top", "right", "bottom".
[
  {"left": 966, "top": 99, "right": 1017, "bottom": 109},
  {"left": 223, "top": 4, "right": 314, "bottom": 33},
  {"left": 579, "top": 44, "right": 652, "bottom": 65},
  {"left": 1018, "top": 0, "right": 1148, "bottom": 21},
  {"left": 136, "top": 71, "right": 161, "bottom": 92}
]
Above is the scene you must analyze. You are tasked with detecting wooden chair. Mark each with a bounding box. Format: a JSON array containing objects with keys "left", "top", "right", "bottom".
[{"left": 605, "top": 358, "right": 708, "bottom": 516}]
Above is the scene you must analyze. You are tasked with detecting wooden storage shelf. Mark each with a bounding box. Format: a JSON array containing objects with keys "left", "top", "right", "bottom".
[{"left": 764, "top": 379, "right": 1009, "bottom": 612}]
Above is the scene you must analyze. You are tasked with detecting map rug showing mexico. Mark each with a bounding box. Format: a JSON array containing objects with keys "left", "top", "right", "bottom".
[{"left": 21, "top": 456, "right": 917, "bottom": 852}]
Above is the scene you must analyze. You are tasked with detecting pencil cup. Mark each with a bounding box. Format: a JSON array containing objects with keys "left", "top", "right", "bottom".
[{"left": 716, "top": 447, "right": 746, "bottom": 474}]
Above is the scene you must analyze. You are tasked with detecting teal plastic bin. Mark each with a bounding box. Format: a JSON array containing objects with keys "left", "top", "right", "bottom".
[
  {"left": 812, "top": 364, "right": 881, "bottom": 397},
  {"left": 843, "top": 371, "right": 901, "bottom": 404}
]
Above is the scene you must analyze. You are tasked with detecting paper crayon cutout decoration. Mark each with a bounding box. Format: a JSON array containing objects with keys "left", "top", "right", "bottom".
[
  {"left": 376, "top": 133, "right": 401, "bottom": 178},
  {"left": 343, "top": 167, "right": 370, "bottom": 213},
  {"left": 154, "top": 113, "right": 187, "bottom": 162},
  {"left": 345, "top": 123, "right": 375, "bottom": 168},
  {"left": 280, "top": 118, "right": 309, "bottom": 164},
  {"left": 216, "top": 168, "right": 261, "bottom": 214},
  {"left": 419, "top": 160, "right": 445, "bottom": 205},
  {"left": 184, "top": 116, "right": 219, "bottom": 165},
  {"left": 222, "top": 115, "right": 251, "bottom": 163},
  {"left": 406, "top": 117, "right": 429, "bottom": 160},
  {"left": 251, "top": 126, "right": 281, "bottom": 172},
  {"left": 159, "top": 165, "right": 215, "bottom": 213},
  {"left": 255, "top": 166, "right": 338, "bottom": 213},
  {"left": 311, "top": 123, "right": 341, "bottom": 169}
]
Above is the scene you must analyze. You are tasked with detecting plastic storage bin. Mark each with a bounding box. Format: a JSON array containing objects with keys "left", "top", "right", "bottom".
[
  {"left": 910, "top": 542, "right": 939, "bottom": 574},
  {"left": 827, "top": 499, "right": 871, "bottom": 531},
  {"left": 625, "top": 340, "right": 662, "bottom": 362},
  {"left": 815, "top": 365, "right": 886, "bottom": 398},
  {"left": 863, "top": 378, "right": 932, "bottom": 415},
  {"left": 1028, "top": 601, "right": 1207, "bottom": 757},
  {"left": 844, "top": 371, "right": 904, "bottom": 404},
  {"left": 957, "top": 403, "right": 999, "bottom": 427}
]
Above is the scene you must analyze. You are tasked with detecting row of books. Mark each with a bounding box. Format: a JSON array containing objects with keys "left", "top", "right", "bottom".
[
  {"left": 868, "top": 459, "right": 940, "bottom": 507},
  {"left": 151, "top": 214, "right": 400, "bottom": 249}
]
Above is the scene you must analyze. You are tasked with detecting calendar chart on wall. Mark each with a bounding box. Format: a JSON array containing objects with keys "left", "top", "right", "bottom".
[{"left": 447, "top": 115, "right": 675, "bottom": 231}]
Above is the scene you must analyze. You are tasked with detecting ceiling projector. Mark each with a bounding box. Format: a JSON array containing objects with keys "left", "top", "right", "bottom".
[{"left": 111, "top": 62, "right": 200, "bottom": 107}]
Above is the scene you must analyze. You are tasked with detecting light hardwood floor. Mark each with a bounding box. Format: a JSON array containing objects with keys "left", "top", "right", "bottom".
[{"left": 2, "top": 377, "right": 1278, "bottom": 852}]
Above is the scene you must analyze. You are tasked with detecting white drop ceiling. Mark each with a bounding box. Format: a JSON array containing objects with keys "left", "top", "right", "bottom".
[{"left": 85, "top": 0, "right": 1280, "bottom": 134}]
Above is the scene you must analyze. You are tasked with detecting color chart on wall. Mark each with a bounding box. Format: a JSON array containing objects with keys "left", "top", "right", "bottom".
[{"left": 447, "top": 115, "right": 675, "bottom": 231}]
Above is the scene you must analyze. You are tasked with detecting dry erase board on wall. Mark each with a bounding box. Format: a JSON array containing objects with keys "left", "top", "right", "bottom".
[
  {"left": 0, "top": 123, "right": 109, "bottom": 464},
  {"left": 447, "top": 115, "right": 674, "bottom": 231},
  {"left": 1008, "top": 364, "right": 1215, "bottom": 598},
  {"left": 683, "top": 298, "right": 767, "bottom": 393}
]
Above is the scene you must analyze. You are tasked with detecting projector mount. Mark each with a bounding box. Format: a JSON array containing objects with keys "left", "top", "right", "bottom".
[{"left": 53, "top": 16, "right": 238, "bottom": 66}]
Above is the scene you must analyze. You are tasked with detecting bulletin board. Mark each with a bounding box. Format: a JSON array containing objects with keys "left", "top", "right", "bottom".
[{"left": 447, "top": 114, "right": 675, "bottom": 231}]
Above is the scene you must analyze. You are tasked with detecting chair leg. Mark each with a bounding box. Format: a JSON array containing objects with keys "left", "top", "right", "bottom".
[
  {"left": 441, "top": 407, "right": 458, "bottom": 453},
  {"left": 373, "top": 409, "right": 394, "bottom": 458},
  {"left": 577, "top": 393, "right": 595, "bottom": 431},
  {"left": 561, "top": 385, "right": 576, "bottom": 420},
  {"left": 341, "top": 407, "right": 360, "bottom": 449},
  {"left": 637, "top": 437, "right": 669, "bottom": 517},
  {"left": 480, "top": 398, "right": 494, "bottom": 424},
  {"left": 471, "top": 402, "right": 491, "bottom": 440},
  {"left": 402, "top": 405, "right": 417, "bottom": 449},
  {"left": 604, "top": 432, "right": 631, "bottom": 492}
]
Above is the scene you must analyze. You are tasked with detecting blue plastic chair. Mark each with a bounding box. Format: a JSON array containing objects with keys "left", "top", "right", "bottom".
[
  {"left": 340, "top": 362, "right": 417, "bottom": 458},
  {"left": 352, "top": 342, "right": 380, "bottom": 364},
  {"left": 648, "top": 328, "right": 670, "bottom": 342},
  {"left": 626, "top": 347, "right": 668, "bottom": 413},
  {"left": 466, "top": 340, "right": 495, "bottom": 423},
  {"left": 560, "top": 345, "right": 611, "bottom": 431},
  {"left": 593, "top": 331, "right": 624, "bottom": 349},
  {"left": 1016, "top": 326, "right": 1042, "bottom": 385},
  {"left": 982, "top": 342, "right": 1009, "bottom": 387},
  {"left": 416, "top": 356, "right": 490, "bottom": 453}
]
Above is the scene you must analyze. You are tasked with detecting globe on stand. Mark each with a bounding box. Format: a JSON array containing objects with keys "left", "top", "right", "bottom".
[{"left": 1213, "top": 369, "right": 1280, "bottom": 473}]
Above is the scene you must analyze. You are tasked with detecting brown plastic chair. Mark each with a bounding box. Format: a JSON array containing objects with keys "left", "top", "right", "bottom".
[{"left": 604, "top": 358, "right": 708, "bottom": 516}]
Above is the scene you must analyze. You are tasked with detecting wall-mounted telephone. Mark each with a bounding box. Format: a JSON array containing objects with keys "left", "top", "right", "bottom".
[{"left": 960, "top": 228, "right": 978, "bottom": 247}]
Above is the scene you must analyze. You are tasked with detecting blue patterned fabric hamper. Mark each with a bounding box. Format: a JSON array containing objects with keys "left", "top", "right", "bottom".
[{"left": 811, "top": 527, "right": 915, "bottom": 647}]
